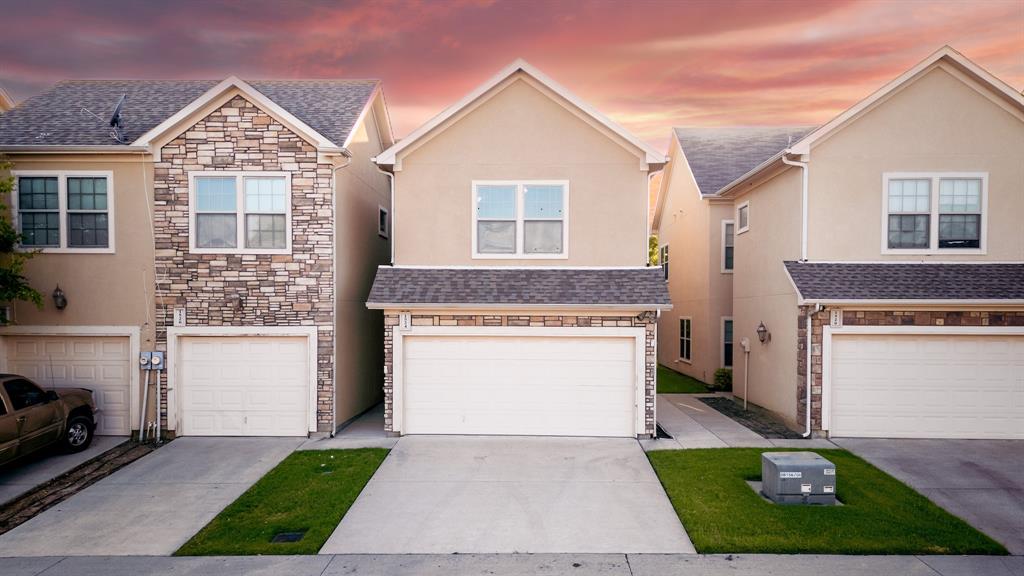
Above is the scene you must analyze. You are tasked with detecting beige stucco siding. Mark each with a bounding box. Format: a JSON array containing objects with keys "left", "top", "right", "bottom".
[
  {"left": 731, "top": 167, "right": 802, "bottom": 426},
  {"left": 2, "top": 154, "right": 155, "bottom": 341},
  {"left": 334, "top": 99, "right": 389, "bottom": 426},
  {"left": 807, "top": 65, "right": 1024, "bottom": 261},
  {"left": 392, "top": 75, "right": 648, "bottom": 267}
]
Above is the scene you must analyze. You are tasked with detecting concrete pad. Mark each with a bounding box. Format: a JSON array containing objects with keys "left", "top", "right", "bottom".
[
  {"left": 628, "top": 554, "right": 941, "bottom": 576},
  {"left": 322, "top": 554, "right": 631, "bottom": 576},
  {"left": 35, "top": 555, "right": 332, "bottom": 576},
  {"left": 320, "top": 436, "right": 694, "bottom": 554},
  {"left": 663, "top": 395, "right": 773, "bottom": 447},
  {"left": 834, "top": 438, "right": 1024, "bottom": 554},
  {"left": 0, "top": 557, "right": 63, "bottom": 575},
  {"left": 918, "top": 555, "right": 1024, "bottom": 576},
  {"left": 768, "top": 438, "right": 838, "bottom": 448},
  {"left": 299, "top": 404, "right": 397, "bottom": 451},
  {"left": 0, "top": 436, "right": 126, "bottom": 505},
  {"left": 0, "top": 437, "right": 302, "bottom": 556}
]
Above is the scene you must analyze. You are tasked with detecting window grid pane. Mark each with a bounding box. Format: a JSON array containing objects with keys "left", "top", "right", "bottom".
[
  {"left": 245, "top": 214, "right": 287, "bottom": 249},
  {"left": 195, "top": 177, "right": 237, "bottom": 212},
  {"left": 888, "top": 214, "right": 929, "bottom": 249},
  {"left": 679, "top": 319, "right": 691, "bottom": 360},
  {"left": 939, "top": 179, "right": 981, "bottom": 213},
  {"left": 244, "top": 177, "right": 287, "bottom": 213},
  {"left": 524, "top": 220, "right": 562, "bottom": 254},
  {"left": 738, "top": 206, "right": 749, "bottom": 229},
  {"left": 523, "top": 185, "right": 563, "bottom": 219},
  {"left": 18, "top": 177, "right": 58, "bottom": 210},
  {"left": 20, "top": 212, "right": 60, "bottom": 246},
  {"left": 68, "top": 213, "right": 109, "bottom": 247},
  {"left": 938, "top": 214, "right": 980, "bottom": 248},
  {"left": 67, "top": 177, "right": 107, "bottom": 211},
  {"left": 477, "top": 221, "right": 516, "bottom": 254},
  {"left": 888, "top": 179, "right": 930, "bottom": 213},
  {"left": 196, "top": 214, "right": 237, "bottom": 248},
  {"left": 476, "top": 185, "right": 516, "bottom": 220}
]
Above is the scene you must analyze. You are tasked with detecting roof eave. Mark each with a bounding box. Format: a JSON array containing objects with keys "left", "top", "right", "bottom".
[
  {"left": 0, "top": 145, "right": 150, "bottom": 154},
  {"left": 366, "top": 302, "right": 672, "bottom": 311}
]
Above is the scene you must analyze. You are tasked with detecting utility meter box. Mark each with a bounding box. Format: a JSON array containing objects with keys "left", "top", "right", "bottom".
[{"left": 761, "top": 452, "right": 836, "bottom": 505}]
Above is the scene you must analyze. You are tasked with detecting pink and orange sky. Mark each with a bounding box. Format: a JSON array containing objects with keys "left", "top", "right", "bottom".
[{"left": 2, "top": 0, "right": 1022, "bottom": 149}]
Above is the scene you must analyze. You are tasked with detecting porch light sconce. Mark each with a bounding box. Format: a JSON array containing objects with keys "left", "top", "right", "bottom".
[
  {"left": 52, "top": 285, "right": 68, "bottom": 311},
  {"left": 756, "top": 321, "right": 771, "bottom": 344},
  {"left": 225, "top": 293, "right": 244, "bottom": 311}
]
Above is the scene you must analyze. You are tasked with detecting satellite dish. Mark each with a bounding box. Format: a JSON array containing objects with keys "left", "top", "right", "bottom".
[{"left": 109, "top": 94, "right": 127, "bottom": 143}]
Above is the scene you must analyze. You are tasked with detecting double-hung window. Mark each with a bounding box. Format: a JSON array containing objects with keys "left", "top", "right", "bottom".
[
  {"left": 736, "top": 202, "right": 750, "bottom": 234},
  {"left": 721, "top": 220, "right": 734, "bottom": 272},
  {"left": 13, "top": 171, "right": 114, "bottom": 252},
  {"left": 679, "top": 317, "right": 692, "bottom": 362},
  {"left": 883, "top": 173, "right": 986, "bottom": 253},
  {"left": 660, "top": 245, "right": 669, "bottom": 280},
  {"left": 472, "top": 181, "right": 567, "bottom": 258},
  {"left": 722, "top": 318, "right": 733, "bottom": 368},
  {"left": 190, "top": 172, "right": 290, "bottom": 254}
]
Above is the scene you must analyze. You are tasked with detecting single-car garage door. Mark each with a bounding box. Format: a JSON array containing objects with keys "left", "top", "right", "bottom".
[
  {"left": 4, "top": 335, "right": 131, "bottom": 435},
  {"left": 830, "top": 333, "right": 1024, "bottom": 439},
  {"left": 402, "top": 335, "right": 638, "bottom": 437},
  {"left": 179, "top": 336, "right": 310, "bottom": 436}
]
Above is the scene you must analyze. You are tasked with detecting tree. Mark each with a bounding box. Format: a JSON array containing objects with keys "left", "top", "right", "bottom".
[
  {"left": 648, "top": 235, "right": 659, "bottom": 266},
  {"left": 0, "top": 158, "right": 43, "bottom": 316}
]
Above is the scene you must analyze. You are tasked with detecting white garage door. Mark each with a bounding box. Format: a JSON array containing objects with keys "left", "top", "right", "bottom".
[
  {"left": 179, "top": 336, "right": 309, "bottom": 436},
  {"left": 4, "top": 335, "right": 131, "bottom": 435},
  {"left": 402, "top": 335, "right": 637, "bottom": 437},
  {"left": 830, "top": 333, "right": 1024, "bottom": 439}
]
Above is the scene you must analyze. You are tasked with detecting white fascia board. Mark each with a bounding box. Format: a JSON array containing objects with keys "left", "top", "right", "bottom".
[
  {"left": 0, "top": 145, "right": 149, "bottom": 154},
  {"left": 789, "top": 46, "right": 1024, "bottom": 156},
  {"left": 366, "top": 302, "right": 672, "bottom": 311},
  {"left": 383, "top": 264, "right": 655, "bottom": 270},
  {"left": 132, "top": 76, "right": 339, "bottom": 151},
  {"left": 342, "top": 82, "right": 394, "bottom": 150},
  {"left": 715, "top": 150, "right": 789, "bottom": 198},
  {"left": 801, "top": 298, "right": 1024, "bottom": 307},
  {"left": 374, "top": 59, "right": 667, "bottom": 167}
]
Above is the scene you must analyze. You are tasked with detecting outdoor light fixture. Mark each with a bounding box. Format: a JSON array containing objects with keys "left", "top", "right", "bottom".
[
  {"left": 756, "top": 321, "right": 771, "bottom": 344},
  {"left": 52, "top": 285, "right": 68, "bottom": 310}
]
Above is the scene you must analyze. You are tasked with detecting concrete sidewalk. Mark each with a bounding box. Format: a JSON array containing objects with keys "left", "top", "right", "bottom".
[
  {"left": 2, "top": 554, "right": 1020, "bottom": 575},
  {"left": 0, "top": 436, "right": 126, "bottom": 505}
]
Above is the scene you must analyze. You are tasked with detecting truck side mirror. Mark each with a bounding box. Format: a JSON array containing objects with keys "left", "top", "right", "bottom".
[{"left": 45, "top": 390, "right": 59, "bottom": 402}]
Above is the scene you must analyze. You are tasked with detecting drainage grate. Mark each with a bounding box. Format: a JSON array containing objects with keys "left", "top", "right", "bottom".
[
  {"left": 271, "top": 530, "right": 307, "bottom": 543},
  {"left": 656, "top": 423, "right": 673, "bottom": 439}
]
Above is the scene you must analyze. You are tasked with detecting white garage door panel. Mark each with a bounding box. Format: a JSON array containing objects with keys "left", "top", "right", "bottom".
[
  {"left": 831, "top": 334, "right": 1024, "bottom": 439},
  {"left": 180, "top": 336, "right": 308, "bottom": 436},
  {"left": 5, "top": 336, "right": 131, "bottom": 435},
  {"left": 403, "top": 335, "right": 636, "bottom": 437}
]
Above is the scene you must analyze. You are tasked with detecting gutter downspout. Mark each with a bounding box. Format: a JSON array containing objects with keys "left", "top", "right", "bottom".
[
  {"left": 374, "top": 164, "right": 396, "bottom": 265},
  {"left": 803, "top": 312, "right": 813, "bottom": 437},
  {"left": 782, "top": 151, "right": 809, "bottom": 261},
  {"left": 329, "top": 150, "right": 353, "bottom": 437}
]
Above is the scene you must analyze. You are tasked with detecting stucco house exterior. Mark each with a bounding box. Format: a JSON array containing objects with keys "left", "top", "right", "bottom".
[
  {"left": 368, "top": 60, "right": 670, "bottom": 438},
  {"left": 656, "top": 46, "right": 1024, "bottom": 439},
  {"left": 0, "top": 76, "right": 394, "bottom": 437}
]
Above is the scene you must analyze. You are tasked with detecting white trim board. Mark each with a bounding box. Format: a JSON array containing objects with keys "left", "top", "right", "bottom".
[
  {"left": 390, "top": 325, "right": 648, "bottom": 436},
  {"left": 374, "top": 59, "right": 666, "bottom": 167},
  {"left": 0, "top": 325, "right": 141, "bottom": 434},
  {"left": 820, "top": 324, "right": 1024, "bottom": 432},
  {"left": 165, "top": 325, "right": 319, "bottom": 434}
]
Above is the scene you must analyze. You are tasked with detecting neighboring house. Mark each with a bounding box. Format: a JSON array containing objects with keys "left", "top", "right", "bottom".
[
  {"left": 0, "top": 77, "right": 394, "bottom": 437},
  {"left": 0, "top": 87, "right": 13, "bottom": 113},
  {"left": 368, "top": 60, "right": 670, "bottom": 438},
  {"left": 657, "top": 46, "right": 1024, "bottom": 439}
]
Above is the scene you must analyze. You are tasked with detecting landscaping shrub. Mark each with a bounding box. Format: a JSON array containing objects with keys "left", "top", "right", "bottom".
[{"left": 711, "top": 368, "right": 732, "bottom": 391}]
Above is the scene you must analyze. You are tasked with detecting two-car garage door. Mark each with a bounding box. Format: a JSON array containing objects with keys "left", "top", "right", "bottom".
[
  {"left": 829, "top": 333, "right": 1024, "bottom": 439},
  {"left": 401, "top": 334, "right": 639, "bottom": 437}
]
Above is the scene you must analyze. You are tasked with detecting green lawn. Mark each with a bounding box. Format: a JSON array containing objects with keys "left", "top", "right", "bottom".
[
  {"left": 657, "top": 364, "right": 709, "bottom": 393},
  {"left": 176, "top": 448, "right": 388, "bottom": 555},
  {"left": 647, "top": 448, "right": 1006, "bottom": 555}
]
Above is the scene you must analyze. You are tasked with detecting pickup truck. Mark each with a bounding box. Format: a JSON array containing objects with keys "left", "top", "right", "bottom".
[{"left": 0, "top": 374, "right": 97, "bottom": 466}]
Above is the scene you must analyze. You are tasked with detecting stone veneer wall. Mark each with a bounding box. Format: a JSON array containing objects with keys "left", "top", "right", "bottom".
[
  {"left": 153, "top": 95, "right": 336, "bottom": 432},
  {"left": 383, "top": 312, "right": 658, "bottom": 436},
  {"left": 797, "top": 308, "right": 1024, "bottom": 433}
]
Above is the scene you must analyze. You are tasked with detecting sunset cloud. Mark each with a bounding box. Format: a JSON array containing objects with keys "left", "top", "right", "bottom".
[{"left": 1, "top": 0, "right": 1021, "bottom": 149}]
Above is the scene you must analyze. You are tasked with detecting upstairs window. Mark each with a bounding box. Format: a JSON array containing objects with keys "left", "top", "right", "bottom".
[
  {"left": 737, "top": 202, "right": 750, "bottom": 234},
  {"left": 13, "top": 171, "right": 114, "bottom": 252},
  {"left": 473, "top": 181, "right": 567, "bottom": 258},
  {"left": 660, "top": 245, "right": 669, "bottom": 281},
  {"left": 883, "top": 173, "right": 986, "bottom": 253},
  {"left": 190, "top": 172, "right": 291, "bottom": 254},
  {"left": 721, "top": 220, "right": 734, "bottom": 272},
  {"left": 679, "top": 317, "right": 692, "bottom": 362}
]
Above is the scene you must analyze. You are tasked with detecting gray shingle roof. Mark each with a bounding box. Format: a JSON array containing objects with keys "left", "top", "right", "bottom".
[
  {"left": 367, "top": 267, "right": 671, "bottom": 308},
  {"left": 674, "top": 126, "right": 816, "bottom": 195},
  {"left": 0, "top": 79, "right": 379, "bottom": 147},
  {"left": 784, "top": 262, "right": 1024, "bottom": 301}
]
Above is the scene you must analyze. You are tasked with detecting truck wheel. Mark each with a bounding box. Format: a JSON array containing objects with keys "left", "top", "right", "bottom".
[{"left": 63, "top": 415, "right": 94, "bottom": 452}]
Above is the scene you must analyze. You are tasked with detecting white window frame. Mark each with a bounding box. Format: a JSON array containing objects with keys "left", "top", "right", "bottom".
[
  {"left": 736, "top": 201, "right": 750, "bottom": 234},
  {"left": 721, "top": 219, "right": 735, "bottom": 274},
  {"left": 678, "top": 316, "right": 692, "bottom": 363},
  {"left": 721, "top": 316, "right": 734, "bottom": 368},
  {"left": 10, "top": 170, "right": 116, "bottom": 254},
  {"left": 881, "top": 172, "right": 988, "bottom": 255},
  {"left": 188, "top": 171, "right": 292, "bottom": 255},
  {"left": 660, "top": 244, "right": 669, "bottom": 281},
  {"left": 471, "top": 180, "right": 569, "bottom": 259},
  {"left": 378, "top": 205, "right": 390, "bottom": 239}
]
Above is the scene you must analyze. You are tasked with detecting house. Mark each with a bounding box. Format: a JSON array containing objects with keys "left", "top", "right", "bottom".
[
  {"left": 368, "top": 60, "right": 670, "bottom": 438},
  {"left": 656, "top": 46, "right": 1024, "bottom": 439},
  {"left": 0, "top": 77, "right": 394, "bottom": 437}
]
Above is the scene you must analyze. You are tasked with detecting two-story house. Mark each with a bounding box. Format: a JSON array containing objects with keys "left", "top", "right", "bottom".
[
  {"left": 657, "top": 46, "right": 1024, "bottom": 440},
  {"left": 0, "top": 77, "right": 394, "bottom": 438},
  {"left": 368, "top": 60, "right": 670, "bottom": 438}
]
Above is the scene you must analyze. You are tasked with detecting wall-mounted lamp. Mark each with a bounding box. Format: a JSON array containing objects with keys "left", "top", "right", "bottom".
[
  {"left": 52, "top": 285, "right": 68, "bottom": 311},
  {"left": 756, "top": 321, "right": 771, "bottom": 344},
  {"left": 225, "top": 293, "right": 244, "bottom": 311}
]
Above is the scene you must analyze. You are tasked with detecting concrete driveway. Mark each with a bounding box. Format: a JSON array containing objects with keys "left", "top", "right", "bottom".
[
  {"left": 0, "top": 436, "right": 125, "bottom": 505},
  {"left": 834, "top": 438, "right": 1024, "bottom": 554},
  {"left": 321, "top": 436, "right": 694, "bottom": 554},
  {"left": 0, "top": 437, "right": 302, "bottom": 556}
]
